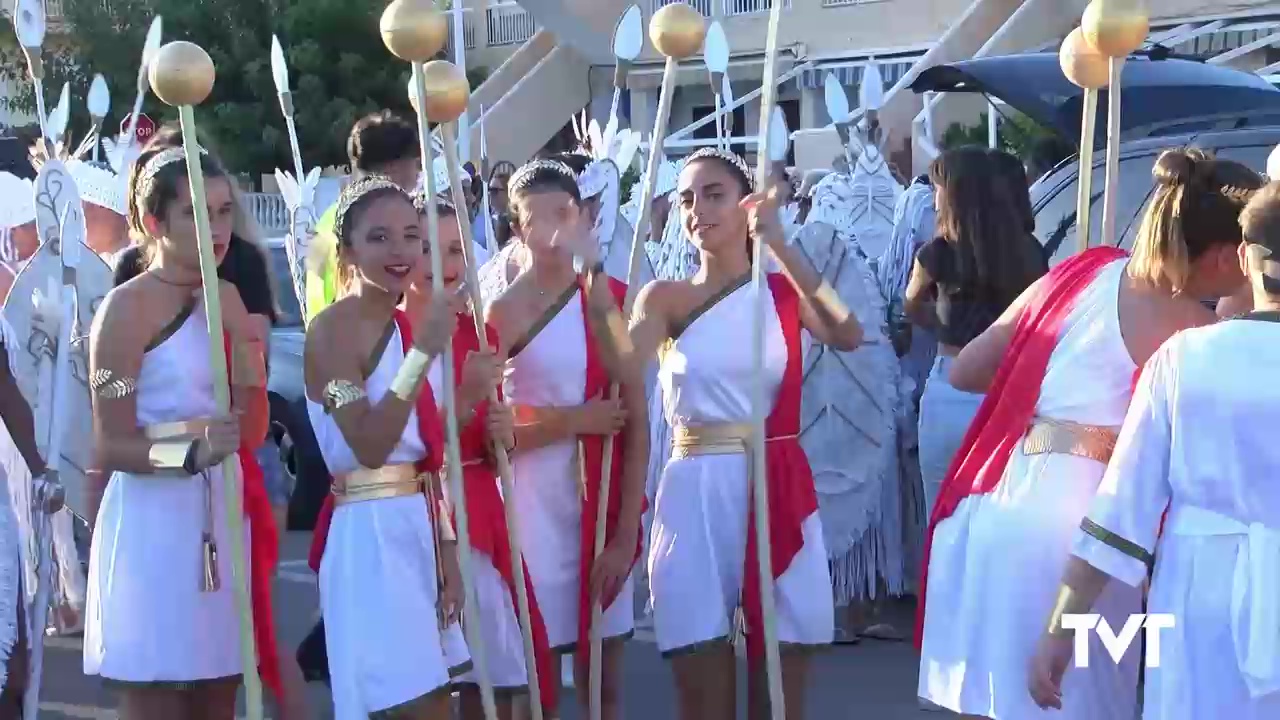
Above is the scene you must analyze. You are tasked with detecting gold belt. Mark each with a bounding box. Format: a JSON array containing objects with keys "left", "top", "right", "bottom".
[
  {"left": 333, "top": 464, "right": 425, "bottom": 506},
  {"left": 670, "top": 423, "right": 797, "bottom": 460},
  {"left": 142, "top": 419, "right": 211, "bottom": 441},
  {"left": 1022, "top": 418, "right": 1118, "bottom": 464}
]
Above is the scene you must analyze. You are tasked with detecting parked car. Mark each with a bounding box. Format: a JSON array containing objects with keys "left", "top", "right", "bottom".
[
  {"left": 263, "top": 239, "right": 329, "bottom": 530},
  {"left": 911, "top": 51, "right": 1280, "bottom": 264}
]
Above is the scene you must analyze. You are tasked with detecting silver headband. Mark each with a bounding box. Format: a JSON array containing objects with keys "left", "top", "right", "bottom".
[
  {"left": 132, "top": 145, "right": 210, "bottom": 228},
  {"left": 684, "top": 147, "right": 755, "bottom": 192},
  {"left": 508, "top": 159, "right": 577, "bottom": 195},
  {"left": 333, "top": 175, "right": 409, "bottom": 241}
]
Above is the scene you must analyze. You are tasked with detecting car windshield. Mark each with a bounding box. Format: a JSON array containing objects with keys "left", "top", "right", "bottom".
[{"left": 268, "top": 245, "right": 303, "bottom": 328}]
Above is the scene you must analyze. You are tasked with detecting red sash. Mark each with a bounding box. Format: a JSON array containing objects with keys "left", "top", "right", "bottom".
[
  {"left": 222, "top": 335, "right": 282, "bottom": 699},
  {"left": 448, "top": 313, "right": 558, "bottom": 713},
  {"left": 740, "top": 274, "right": 819, "bottom": 661},
  {"left": 574, "top": 275, "right": 646, "bottom": 672},
  {"left": 914, "top": 247, "right": 1127, "bottom": 647}
]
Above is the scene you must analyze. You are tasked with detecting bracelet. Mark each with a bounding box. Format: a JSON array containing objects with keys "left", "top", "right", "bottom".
[
  {"left": 389, "top": 346, "right": 433, "bottom": 402},
  {"left": 1046, "top": 584, "right": 1085, "bottom": 637},
  {"left": 149, "top": 438, "right": 198, "bottom": 473},
  {"left": 812, "top": 280, "right": 852, "bottom": 324}
]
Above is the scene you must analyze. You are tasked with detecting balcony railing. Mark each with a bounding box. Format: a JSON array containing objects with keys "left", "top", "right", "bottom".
[
  {"left": 443, "top": 9, "right": 479, "bottom": 54},
  {"left": 648, "top": 0, "right": 792, "bottom": 17},
  {"left": 822, "top": 0, "right": 886, "bottom": 6},
  {"left": 246, "top": 192, "right": 289, "bottom": 236},
  {"left": 486, "top": 2, "right": 536, "bottom": 47},
  {"left": 45, "top": 0, "right": 65, "bottom": 19}
]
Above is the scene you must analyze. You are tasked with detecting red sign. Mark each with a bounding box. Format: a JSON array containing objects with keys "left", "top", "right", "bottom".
[{"left": 119, "top": 112, "right": 156, "bottom": 142}]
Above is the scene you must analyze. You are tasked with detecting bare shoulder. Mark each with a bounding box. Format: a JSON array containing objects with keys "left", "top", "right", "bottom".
[
  {"left": 485, "top": 273, "right": 530, "bottom": 333},
  {"left": 304, "top": 297, "right": 358, "bottom": 355},
  {"left": 634, "top": 279, "right": 682, "bottom": 319}
]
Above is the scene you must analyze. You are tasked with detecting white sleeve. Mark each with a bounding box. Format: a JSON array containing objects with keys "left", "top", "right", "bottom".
[{"left": 1072, "top": 339, "right": 1177, "bottom": 587}]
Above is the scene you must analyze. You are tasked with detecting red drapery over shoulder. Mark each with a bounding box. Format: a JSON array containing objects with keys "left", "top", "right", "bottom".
[
  {"left": 574, "top": 275, "right": 647, "bottom": 673},
  {"left": 914, "top": 247, "right": 1127, "bottom": 647},
  {"left": 739, "top": 274, "right": 819, "bottom": 661},
  {"left": 223, "top": 334, "right": 282, "bottom": 699}
]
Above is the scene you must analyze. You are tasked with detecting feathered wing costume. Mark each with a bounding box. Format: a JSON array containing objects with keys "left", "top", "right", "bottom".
[
  {"left": 792, "top": 172, "right": 909, "bottom": 606},
  {"left": 571, "top": 111, "right": 654, "bottom": 286},
  {"left": 0, "top": 174, "right": 35, "bottom": 276}
]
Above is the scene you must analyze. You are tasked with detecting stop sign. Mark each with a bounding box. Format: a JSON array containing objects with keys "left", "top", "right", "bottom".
[{"left": 120, "top": 112, "right": 156, "bottom": 142}]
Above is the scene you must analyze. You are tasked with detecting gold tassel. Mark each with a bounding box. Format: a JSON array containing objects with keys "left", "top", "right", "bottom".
[{"left": 201, "top": 533, "right": 221, "bottom": 592}]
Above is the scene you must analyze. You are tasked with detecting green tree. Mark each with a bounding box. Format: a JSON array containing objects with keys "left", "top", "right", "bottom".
[
  {"left": 940, "top": 110, "right": 1060, "bottom": 163},
  {"left": 33, "top": 0, "right": 488, "bottom": 182}
]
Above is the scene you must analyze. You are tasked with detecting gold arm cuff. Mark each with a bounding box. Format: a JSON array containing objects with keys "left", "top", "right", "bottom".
[
  {"left": 230, "top": 340, "right": 267, "bottom": 388},
  {"left": 148, "top": 438, "right": 196, "bottom": 473},
  {"left": 389, "top": 347, "right": 432, "bottom": 402},
  {"left": 1046, "top": 585, "right": 1089, "bottom": 637},
  {"left": 323, "top": 380, "right": 367, "bottom": 414},
  {"left": 91, "top": 369, "right": 138, "bottom": 400},
  {"left": 812, "top": 281, "right": 852, "bottom": 324}
]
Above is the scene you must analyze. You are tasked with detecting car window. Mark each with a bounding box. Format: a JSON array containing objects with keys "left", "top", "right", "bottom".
[
  {"left": 268, "top": 246, "right": 304, "bottom": 327},
  {"left": 1034, "top": 152, "right": 1159, "bottom": 266}
]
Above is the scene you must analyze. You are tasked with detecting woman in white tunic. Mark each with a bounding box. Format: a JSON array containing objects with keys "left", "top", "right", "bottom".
[
  {"left": 917, "top": 148, "right": 1263, "bottom": 720},
  {"left": 303, "top": 176, "right": 462, "bottom": 719},
  {"left": 485, "top": 159, "right": 648, "bottom": 720},
  {"left": 85, "top": 142, "right": 303, "bottom": 718},
  {"left": 1028, "top": 180, "right": 1280, "bottom": 719},
  {"left": 627, "top": 148, "right": 863, "bottom": 720}
]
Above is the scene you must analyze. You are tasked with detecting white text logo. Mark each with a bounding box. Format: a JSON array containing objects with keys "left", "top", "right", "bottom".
[{"left": 1060, "top": 613, "right": 1175, "bottom": 668}]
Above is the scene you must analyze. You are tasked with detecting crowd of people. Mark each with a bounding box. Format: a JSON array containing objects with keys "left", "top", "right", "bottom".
[{"left": 0, "top": 56, "right": 1273, "bottom": 720}]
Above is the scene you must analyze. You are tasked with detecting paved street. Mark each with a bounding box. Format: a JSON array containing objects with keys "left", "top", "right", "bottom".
[{"left": 38, "top": 532, "right": 945, "bottom": 719}]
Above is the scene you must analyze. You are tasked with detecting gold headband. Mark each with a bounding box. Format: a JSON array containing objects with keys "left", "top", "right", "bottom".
[{"left": 333, "top": 175, "right": 410, "bottom": 241}]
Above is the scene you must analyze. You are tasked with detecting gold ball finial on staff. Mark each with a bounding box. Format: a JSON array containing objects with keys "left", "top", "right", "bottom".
[
  {"left": 649, "top": 3, "right": 707, "bottom": 60},
  {"left": 1081, "top": 0, "right": 1150, "bottom": 58},
  {"left": 149, "top": 41, "right": 216, "bottom": 107},
  {"left": 380, "top": 0, "right": 450, "bottom": 62},
  {"left": 413, "top": 60, "right": 471, "bottom": 123},
  {"left": 1059, "top": 27, "right": 1110, "bottom": 90}
]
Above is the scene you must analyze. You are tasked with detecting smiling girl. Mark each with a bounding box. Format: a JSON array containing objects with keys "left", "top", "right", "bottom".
[{"left": 303, "top": 176, "right": 463, "bottom": 719}]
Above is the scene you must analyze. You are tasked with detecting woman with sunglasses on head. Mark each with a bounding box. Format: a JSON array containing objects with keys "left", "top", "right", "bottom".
[
  {"left": 484, "top": 159, "right": 648, "bottom": 720},
  {"left": 84, "top": 139, "right": 304, "bottom": 719},
  {"left": 626, "top": 148, "right": 864, "bottom": 720},
  {"left": 303, "top": 176, "right": 464, "bottom": 719}
]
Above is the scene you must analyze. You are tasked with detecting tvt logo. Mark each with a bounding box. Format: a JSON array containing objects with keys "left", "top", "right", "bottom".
[{"left": 1061, "top": 613, "right": 1176, "bottom": 668}]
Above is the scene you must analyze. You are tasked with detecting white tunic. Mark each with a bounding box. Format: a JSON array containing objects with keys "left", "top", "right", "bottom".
[
  {"left": 503, "top": 289, "right": 634, "bottom": 651},
  {"left": 85, "top": 304, "right": 246, "bottom": 683},
  {"left": 427, "top": 356, "right": 529, "bottom": 691},
  {"left": 919, "top": 259, "right": 1142, "bottom": 719},
  {"left": 649, "top": 281, "right": 833, "bottom": 653},
  {"left": 309, "top": 324, "right": 466, "bottom": 717},
  {"left": 1074, "top": 319, "right": 1280, "bottom": 719}
]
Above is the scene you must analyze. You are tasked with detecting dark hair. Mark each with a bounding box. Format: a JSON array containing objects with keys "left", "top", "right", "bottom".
[
  {"left": 333, "top": 180, "right": 416, "bottom": 293},
  {"left": 507, "top": 161, "right": 581, "bottom": 231},
  {"left": 988, "top": 149, "right": 1035, "bottom": 233},
  {"left": 347, "top": 111, "right": 418, "bottom": 174},
  {"left": 1129, "top": 148, "right": 1263, "bottom": 292},
  {"left": 929, "top": 146, "right": 1046, "bottom": 308},
  {"left": 126, "top": 125, "right": 230, "bottom": 251},
  {"left": 684, "top": 151, "right": 752, "bottom": 197},
  {"left": 489, "top": 161, "right": 516, "bottom": 184},
  {"left": 554, "top": 152, "right": 592, "bottom": 175},
  {"left": 411, "top": 190, "right": 459, "bottom": 219}
]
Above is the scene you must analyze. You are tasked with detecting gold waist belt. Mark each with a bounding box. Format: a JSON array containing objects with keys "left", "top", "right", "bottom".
[
  {"left": 1022, "top": 418, "right": 1118, "bottom": 464},
  {"left": 671, "top": 423, "right": 797, "bottom": 460},
  {"left": 142, "top": 418, "right": 212, "bottom": 441},
  {"left": 333, "top": 464, "right": 424, "bottom": 506}
]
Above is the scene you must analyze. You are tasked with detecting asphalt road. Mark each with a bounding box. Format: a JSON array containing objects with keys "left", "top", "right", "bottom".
[{"left": 37, "top": 532, "right": 949, "bottom": 719}]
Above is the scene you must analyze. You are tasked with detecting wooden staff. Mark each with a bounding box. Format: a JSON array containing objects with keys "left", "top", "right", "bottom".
[
  {"left": 149, "top": 40, "right": 263, "bottom": 720},
  {"left": 584, "top": 5, "right": 705, "bottom": 720},
  {"left": 749, "top": 0, "right": 787, "bottom": 716},
  {"left": 436, "top": 62, "right": 547, "bottom": 719},
  {"left": 1081, "top": 0, "right": 1149, "bottom": 248},
  {"left": 380, "top": 4, "right": 498, "bottom": 719},
  {"left": 1059, "top": 28, "right": 1108, "bottom": 253}
]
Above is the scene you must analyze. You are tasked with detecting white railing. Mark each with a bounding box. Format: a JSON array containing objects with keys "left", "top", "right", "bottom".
[
  {"left": 45, "top": 0, "right": 65, "bottom": 19},
  {"left": 823, "top": 0, "right": 885, "bottom": 6},
  {"left": 486, "top": 2, "right": 536, "bottom": 47},
  {"left": 650, "top": 0, "right": 716, "bottom": 17},
  {"left": 443, "top": 9, "right": 479, "bottom": 53},
  {"left": 722, "top": 0, "right": 792, "bottom": 15},
  {"left": 246, "top": 192, "right": 289, "bottom": 235}
]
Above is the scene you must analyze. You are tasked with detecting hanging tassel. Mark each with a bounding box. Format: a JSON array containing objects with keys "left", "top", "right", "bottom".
[{"left": 201, "top": 533, "right": 221, "bottom": 592}]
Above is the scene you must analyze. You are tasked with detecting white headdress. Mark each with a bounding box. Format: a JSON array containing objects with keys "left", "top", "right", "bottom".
[
  {"left": 0, "top": 173, "right": 35, "bottom": 230},
  {"left": 66, "top": 159, "right": 127, "bottom": 216},
  {"left": 571, "top": 109, "right": 642, "bottom": 264}
]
